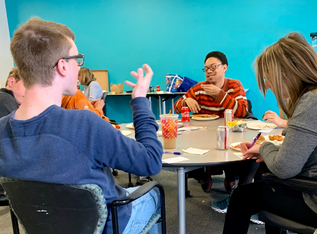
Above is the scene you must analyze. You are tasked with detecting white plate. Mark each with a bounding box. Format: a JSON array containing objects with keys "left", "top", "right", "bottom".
[
  {"left": 230, "top": 142, "right": 242, "bottom": 151},
  {"left": 191, "top": 115, "right": 219, "bottom": 121},
  {"left": 259, "top": 135, "right": 284, "bottom": 145},
  {"left": 246, "top": 121, "right": 277, "bottom": 130},
  {"left": 126, "top": 123, "right": 134, "bottom": 129},
  {"left": 121, "top": 130, "right": 131, "bottom": 136}
]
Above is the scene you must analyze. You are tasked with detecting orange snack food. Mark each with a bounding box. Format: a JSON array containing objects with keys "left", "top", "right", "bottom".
[
  {"left": 258, "top": 135, "right": 266, "bottom": 141},
  {"left": 268, "top": 135, "right": 284, "bottom": 141}
]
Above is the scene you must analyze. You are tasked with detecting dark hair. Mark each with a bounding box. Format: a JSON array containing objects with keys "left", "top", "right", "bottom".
[{"left": 204, "top": 51, "right": 228, "bottom": 66}]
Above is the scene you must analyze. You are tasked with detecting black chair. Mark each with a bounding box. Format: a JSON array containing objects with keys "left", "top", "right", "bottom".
[
  {"left": 111, "top": 181, "right": 166, "bottom": 234},
  {"left": 1, "top": 179, "right": 107, "bottom": 234},
  {"left": 244, "top": 99, "right": 258, "bottom": 120},
  {"left": 1, "top": 178, "right": 166, "bottom": 234},
  {"left": 259, "top": 173, "right": 317, "bottom": 234}
]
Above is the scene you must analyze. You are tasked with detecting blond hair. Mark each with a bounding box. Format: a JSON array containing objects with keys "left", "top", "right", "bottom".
[
  {"left": 79, "top": 67, "right": 96, "bottom": 86},
  {"left": 255, "top": 32, "right": 317, "bottom": 118},
  {"left": 10, "top": 17, "right": 75, "bottom": 88},
  {"left": 5, "top": 67, "right": 21, "bottom": 87}
]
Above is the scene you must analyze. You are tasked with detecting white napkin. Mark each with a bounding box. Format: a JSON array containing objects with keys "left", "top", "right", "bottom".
[
  {"left": 259, "top": 128, "right": 274, "bottom": 133},
  {"left": 162, "top": 157, "right": 189, "bottom": 163},
  {"left": 182, "top": 147, "right": 209, "bottom": 155}
]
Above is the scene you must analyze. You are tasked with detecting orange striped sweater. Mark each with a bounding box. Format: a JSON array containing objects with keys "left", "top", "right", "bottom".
[{"left": 174, "top": 79, "right": 248, "bottom": 118}]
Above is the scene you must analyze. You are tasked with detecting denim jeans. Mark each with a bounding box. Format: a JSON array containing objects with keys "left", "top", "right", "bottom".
[{"left": 122, "top": 186, "right": 161, "bottom": 234}]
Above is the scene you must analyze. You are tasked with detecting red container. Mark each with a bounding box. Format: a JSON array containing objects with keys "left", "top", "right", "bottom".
[
  {"left": 156, "top": 85, "right": 161, "bottom": 92},
  {"left": 181, "top": 107, "right": 190, "bottom": 122}
]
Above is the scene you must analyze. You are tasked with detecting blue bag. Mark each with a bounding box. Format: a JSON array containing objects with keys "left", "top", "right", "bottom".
[
  {"left": 177, "top": 76, "right": 197, "bottom": 92},
  {"left": 166, "top": 74, "right": 183, "bottom": 93}
]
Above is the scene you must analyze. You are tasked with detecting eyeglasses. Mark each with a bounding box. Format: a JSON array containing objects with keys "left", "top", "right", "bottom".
[
  {"left": 53, "top": 54, "right": 85, "bottom": 68},
  {"left": 202, "top": 64, "right": 222, "bottom": 73}
]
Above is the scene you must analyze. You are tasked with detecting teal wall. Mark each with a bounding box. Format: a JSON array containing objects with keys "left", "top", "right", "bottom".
[{"left": 5, "top": 0, "right": 316, "bottom": 123}]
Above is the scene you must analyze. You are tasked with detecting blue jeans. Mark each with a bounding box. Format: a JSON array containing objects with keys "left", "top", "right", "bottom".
[{"left": 122, "top": 186, "right": 162, "bottom": 234}]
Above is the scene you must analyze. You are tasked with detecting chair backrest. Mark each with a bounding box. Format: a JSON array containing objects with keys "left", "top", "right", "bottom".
[{"left": 1, "top": 178, "right": 107, "bottom": 234}]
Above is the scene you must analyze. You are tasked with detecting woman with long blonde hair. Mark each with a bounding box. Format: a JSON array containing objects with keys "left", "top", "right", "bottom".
[
  {"left": 223, "top": 32, "right": 317, "bottom": 233},
  {"left": 78, "top": 67, "right": 103, "bottom": 101}
]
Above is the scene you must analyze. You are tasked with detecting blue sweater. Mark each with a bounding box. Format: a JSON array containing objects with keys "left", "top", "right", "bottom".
[{"left": 0, "top": 97, "right": 163, "bottom": 233}]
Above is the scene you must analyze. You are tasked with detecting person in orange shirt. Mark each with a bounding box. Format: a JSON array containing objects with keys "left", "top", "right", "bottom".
[{"left": 61, "top": 89, "right": 110, "bottom": 122}]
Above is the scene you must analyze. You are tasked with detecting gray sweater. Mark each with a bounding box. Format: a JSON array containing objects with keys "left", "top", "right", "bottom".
[{"left": 260, "top": 91, "right": 317, "bottom": 213}]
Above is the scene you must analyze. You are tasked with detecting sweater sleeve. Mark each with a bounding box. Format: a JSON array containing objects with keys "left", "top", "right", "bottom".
[
  {"left": 215, "top": 80, "right": 247, "bottom": 117},
  {"left": 75, "top": 92, "right": 110, "bottom": 122},
  {"left": 86, "top": 97, "right": 163, "bottom": 176},
  {"left": 259, "top": 92, "right": 317, "bottom": 179},
  {"left": 174, "top": 85, "right": 198, "bottom": 113}
]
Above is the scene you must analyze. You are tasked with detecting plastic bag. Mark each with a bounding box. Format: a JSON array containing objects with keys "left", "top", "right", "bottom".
[
  {"left": 177, "top": 76, "right": 197, "bottom": 92},
  {"left": 166, "top": 74, "right": 183, "bottom": 93}
]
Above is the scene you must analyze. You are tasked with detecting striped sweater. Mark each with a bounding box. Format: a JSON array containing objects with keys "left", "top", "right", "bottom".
[{"left": 174, "top": 79, "right": 248, "bottom": 118}]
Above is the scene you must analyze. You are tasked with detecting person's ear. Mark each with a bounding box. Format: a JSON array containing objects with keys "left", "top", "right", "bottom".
[
  {"left": 223, "top": 64, "right": 228, "bottom": 73},
  {"left": 6, "top": 77, "right": 15, "bottom": 88},
  {"left": 56, "top": 59, "right": 68, "bottom": 76}
]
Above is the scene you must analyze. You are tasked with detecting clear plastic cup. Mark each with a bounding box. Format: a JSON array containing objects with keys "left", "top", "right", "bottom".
[{"left": 160, "top": 114, "right": 178, "bottom": 149}]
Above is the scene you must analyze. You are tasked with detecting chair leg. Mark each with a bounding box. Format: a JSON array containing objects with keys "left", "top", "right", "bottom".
[
  {"left": 10, "top": 209, "right": 19, "bottom": 234},
  {"left": 128, "top": 173, "right": 133, "bottom": 187},
  {"left": 185, "top": 173, "right": 192, "bottom": 198}
]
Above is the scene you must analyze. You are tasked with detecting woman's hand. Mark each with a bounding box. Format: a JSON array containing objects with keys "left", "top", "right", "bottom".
[
  {"left": 92, "top": 98, "right": 105, "bottom": 109},
  {"left": 263, "top": 110, "right": 288, "bottom": 128},
  {"left": 239, "top": 142, "right": 263, "bottom": 162}
]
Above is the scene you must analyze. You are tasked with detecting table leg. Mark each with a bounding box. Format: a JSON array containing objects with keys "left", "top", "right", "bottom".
[
  {"left": 159, "top": 96, "right": 162, "bottom": 115},
  {"left": 163, "top": 99, "right": 166, "bottom": 114},
  {"left": 148, "top": 96, "right": 152, "bottom": 111},
  {"left": 177, "top": 167, "right": 186, "bottom": 234}
]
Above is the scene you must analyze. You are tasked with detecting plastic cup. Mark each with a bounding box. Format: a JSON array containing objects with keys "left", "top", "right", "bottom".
[{"left": 160, "top": 114, "right": 178, "bottom": 149}]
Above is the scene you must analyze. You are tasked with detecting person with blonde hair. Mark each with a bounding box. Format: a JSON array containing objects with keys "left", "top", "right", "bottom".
[
  {"left": 223, "top": 32, "right": 317, "bottom": 233},
  {"left": 78, "top": 67, "right": 103, "bottom": 101},
  {"left": 0, "top": 67, "right": 25, "bottom": 117}
]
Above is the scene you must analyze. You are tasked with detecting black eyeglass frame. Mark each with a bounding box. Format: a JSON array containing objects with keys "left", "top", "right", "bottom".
[
  {"left": 202, "top": 63, "right": 223, "bottom": 73},
  {"left": 53, "top": 54, "right": 85, "bottom": 68}
]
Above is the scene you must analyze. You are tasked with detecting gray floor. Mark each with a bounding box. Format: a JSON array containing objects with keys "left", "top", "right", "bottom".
[{"left": 0, "top": 170, "right": 266, "bottom": 234}]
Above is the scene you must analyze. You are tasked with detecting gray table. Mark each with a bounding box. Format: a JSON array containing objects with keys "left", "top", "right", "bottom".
[{"left": 161, "top": 118, "right": 283, "bottom": 234}]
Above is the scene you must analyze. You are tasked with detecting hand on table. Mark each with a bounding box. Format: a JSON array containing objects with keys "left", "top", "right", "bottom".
[
  {"left": 185, "top": 98, "right": 200, "bottom": 113},
  {"left": 263, "top": 110, "right": 288, "bottom": 128},
  {"left": 239, "top": 142, "right": 263, "bottom": 162},
  {"left": 201, "top": 84, "right": 221, "bottom": 97},
  {"left": 92, "top": 98, "right": 105, "bottom": 109},
  {"left": 125, "top": 64, "right": 153, "bottom": 99}
]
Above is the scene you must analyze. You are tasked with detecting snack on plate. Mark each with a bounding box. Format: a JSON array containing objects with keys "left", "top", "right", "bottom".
[
  {"left": 190, "top": 114, "right": 217, "bottom": 118},
  {"left": 112, "top": 124, "right": 121, "bottom": 129},
  {"left": 232, "top": 144, "right": 240, "bottom": 149},
  {"left": 269, "top": 135, "right": 284, "bottom": 141},
  {"left": 227, "top": 120, "right": 247, "bottom": 132},
  {"left": 257, "top": 135, "right": 266, "bottom": 142}
]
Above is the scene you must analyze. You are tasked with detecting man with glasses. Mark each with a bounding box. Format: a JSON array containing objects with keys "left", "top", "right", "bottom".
[
  {"left": 174, "top": 51, "right": 253, "bottom": 197},
  {"left": 174, "top": 51, "right": 248, "bottom": 117},
  {"left": 0, "top": 18, "right": 163, "bottom": 233}
]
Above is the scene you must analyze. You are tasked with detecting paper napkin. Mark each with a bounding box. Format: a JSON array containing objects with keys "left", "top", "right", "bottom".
[{"left": 182, "top": 147, "right": 209, "bottom": 155}]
